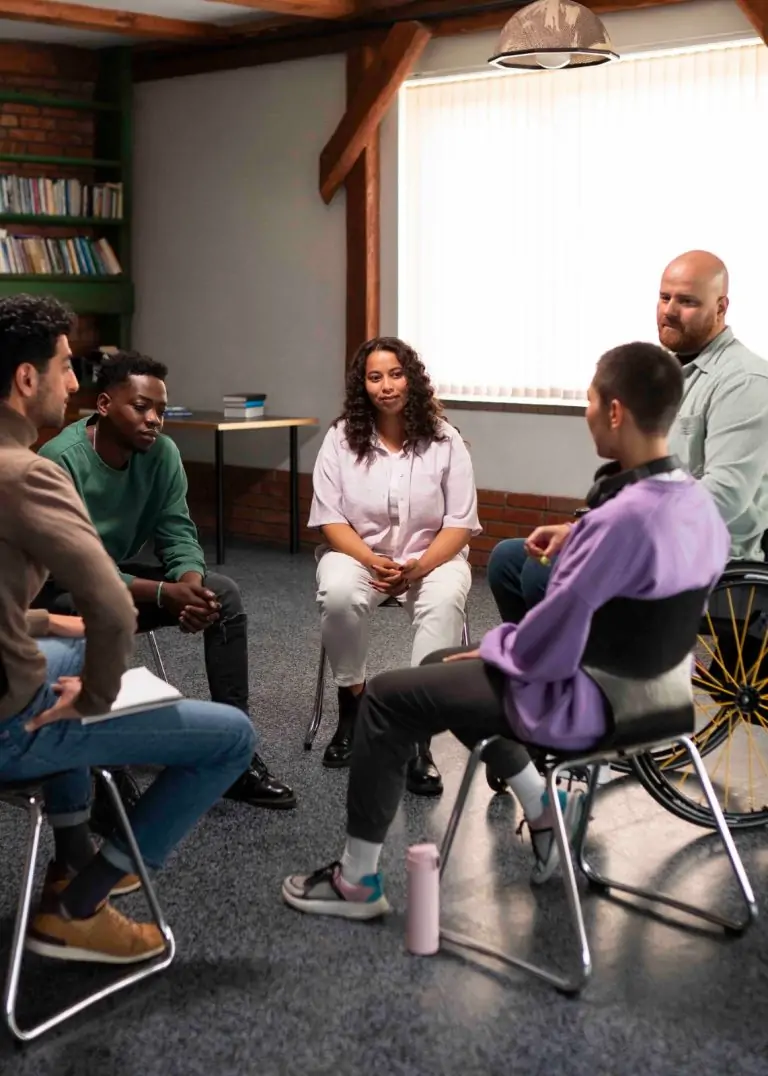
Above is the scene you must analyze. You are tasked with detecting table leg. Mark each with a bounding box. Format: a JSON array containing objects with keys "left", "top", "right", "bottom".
[
  {"left": 215, "top": 429, "right": 225, "bottom": 565},
  {"left": 289, "top": 426, "right": 299, "bottom": 555}
]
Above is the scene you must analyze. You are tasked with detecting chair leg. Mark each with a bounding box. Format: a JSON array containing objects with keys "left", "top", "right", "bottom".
[
  {"left": 3, "top": 797, "right": 44, "bottom": 1042},
  {"left": 2, "top": 772, "right": 175, "bottom": 1043},
  {"left": 460, "top": 610, "right": 470, "bottom": 647},
  {"left": 146, "top": 631, "right": 168, "bottom": 683},
  {"left": 439, "top": 746, "right": 592, "bottom": 994},
  {"left": 576, "top": 738, "right": 757, "bottom": 934},
  {"left": 304, "top": 644, "right": 327, "bottom": 750}
]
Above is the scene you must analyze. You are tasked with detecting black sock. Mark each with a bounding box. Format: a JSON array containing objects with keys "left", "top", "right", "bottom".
[
  {"left": 60, "top": 853, "right": 127, "bottom": 919},
  {"left": 53, "top": 821, "right": 96, "bottom": 872}
]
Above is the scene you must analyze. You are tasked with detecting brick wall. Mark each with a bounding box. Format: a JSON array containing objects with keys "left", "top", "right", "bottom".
[
  {"left": 184, "top": 462, "right": 583, "bottom": 570},
  {"left": 0, "top": 42, "right": 100, "bottom": 353}
]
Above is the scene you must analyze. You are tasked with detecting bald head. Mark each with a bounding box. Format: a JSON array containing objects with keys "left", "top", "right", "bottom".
[{"left": 657, "top": 251, "right": 730, "bottom": 357}]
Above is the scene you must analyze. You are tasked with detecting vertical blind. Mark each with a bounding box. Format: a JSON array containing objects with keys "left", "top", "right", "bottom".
[{"left": 399, "top": 41, "right": 768, "bottom": 402}]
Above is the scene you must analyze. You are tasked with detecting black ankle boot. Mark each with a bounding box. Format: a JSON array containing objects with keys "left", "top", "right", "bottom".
[
  {"left": 323, "top": 686, "right": 363, "bottom": 769},
  {"left": 406, "top": 741, "right": 443, "bottom": 797}
]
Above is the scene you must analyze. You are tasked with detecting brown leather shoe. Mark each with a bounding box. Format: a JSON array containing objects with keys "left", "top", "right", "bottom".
[{"left": 26, "top": 903, "right": 165, "bottom": 965}]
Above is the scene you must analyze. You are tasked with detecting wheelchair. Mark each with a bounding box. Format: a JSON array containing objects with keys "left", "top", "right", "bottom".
[{"left": 630, "top": 555, "right": 768, "bottom": 829}]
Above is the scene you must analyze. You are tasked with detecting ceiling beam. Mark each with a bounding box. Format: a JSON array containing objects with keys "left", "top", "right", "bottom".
[
  {"left": 734, "top": 0, "right": 768, "bottom": 44},
  {"left": 0, "top": 0, "right": 232, "bottom": 40},
  {"left": 135, "top": 0, "right": 678, "bottom": 81},
  {"left": 319, "top": 19, "right": 431, "bottom": 203},
  {"left": 202, "top": 0, "right": 358, "bottom": 18}
]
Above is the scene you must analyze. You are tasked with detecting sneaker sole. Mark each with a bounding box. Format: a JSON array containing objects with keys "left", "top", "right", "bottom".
[
  {"left": 281, "top": 884, "right": 391, "bottom": 920},
  {"left": 25, "top": 935, "right": 166, "bottom": 965},
  {"left": 111, "top": 879, "right": 142, "bottom": 897}
]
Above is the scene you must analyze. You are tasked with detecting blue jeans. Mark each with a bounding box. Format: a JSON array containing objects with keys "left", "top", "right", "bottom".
[
  {"left": 487, "top": 538, "right": 553, "bottom": 623},
  {"left": 0, "top": 639, "right": 257, "bottom": 874}
]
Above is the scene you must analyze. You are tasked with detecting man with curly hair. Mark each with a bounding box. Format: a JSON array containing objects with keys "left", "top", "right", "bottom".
[
  {"left": 37, "top": 350, "right": 295, "bottom": 817},
  {"left": 308, "top": 336, "right": 481, "bottom": 796},
  {"left": 0, "top": 293, "right": 256, "bottom": 963}
]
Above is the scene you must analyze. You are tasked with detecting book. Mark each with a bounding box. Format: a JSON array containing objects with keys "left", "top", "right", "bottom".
[
  {"left": 80, "top": 666, "right": 182, "bottom": 725},
  {"left": 222, "top": 393, "right": 266, "bottom": 404},
  {"left": 224, "top": 405, "right": 265, "bottom": 419}
]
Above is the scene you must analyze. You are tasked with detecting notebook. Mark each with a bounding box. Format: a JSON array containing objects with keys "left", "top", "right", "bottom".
[{"left": 80, "top": 666, "right": 183, "bottom": 725}]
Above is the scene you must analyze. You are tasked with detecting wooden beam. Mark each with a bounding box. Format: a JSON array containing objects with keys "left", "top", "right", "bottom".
[
  {"left": 203, "top": 0, "right": 357, "bottom": 17},
  {"left": 0, "top": 0, "right": 231, "bottom": 40},
  {"left": 135, "top": 0, "right": 679, "bottom": 82},
  {"left": 319, "top": 20, "right": 430, "bottom": 203},
  {"left": 346, "top": 46, "right": 381, "bottom": 365},
  {"left": 734, "top": 0, "right": 768, "bottom": 44}
]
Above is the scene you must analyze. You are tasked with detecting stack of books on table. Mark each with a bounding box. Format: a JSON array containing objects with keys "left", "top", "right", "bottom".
[{"left": 222, "top": 393, "right": 266, "bottom": 419}]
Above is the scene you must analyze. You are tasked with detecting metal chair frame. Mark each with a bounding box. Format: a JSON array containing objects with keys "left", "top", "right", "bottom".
[
  {"left": 1, "top": 768, "right": 175, "bottom": 1042},
  {"left": 146, "top": 630, "right": 168, "bottom": 683},
  {"left": 439, "top": 733, "right": 757, "bottom": 996},
  {"left": 304, "top": 600, "right": 470, "bottom": 750}
]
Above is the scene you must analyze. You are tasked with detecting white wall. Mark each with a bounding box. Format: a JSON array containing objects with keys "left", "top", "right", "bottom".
[
  {"left": 133, "top": 54, "right": 347, "bottom": 472},
  {"left": 133, "top": 0, "right": 756, "bottom": 495}
]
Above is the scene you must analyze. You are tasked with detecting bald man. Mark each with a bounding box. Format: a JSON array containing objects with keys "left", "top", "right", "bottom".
[
  {"left": 487, "top": 251, "right": 768, "bottom": 631},
  {"left": 659, "top": 250, "right": 768, "bottom": 562}
]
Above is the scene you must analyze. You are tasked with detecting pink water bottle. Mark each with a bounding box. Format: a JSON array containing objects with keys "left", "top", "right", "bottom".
[{"left": 406, "top": 842, "right": 440, "bottom": 955}]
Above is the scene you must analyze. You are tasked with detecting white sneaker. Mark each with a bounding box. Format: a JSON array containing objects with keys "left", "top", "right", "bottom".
[{"left": 526, "top": 789, "right": 587, "bottom": 886}]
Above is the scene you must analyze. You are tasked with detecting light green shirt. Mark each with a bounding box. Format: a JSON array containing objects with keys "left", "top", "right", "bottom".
[{"left": 669, "top": 327, "right": 768, "bottom": 562}]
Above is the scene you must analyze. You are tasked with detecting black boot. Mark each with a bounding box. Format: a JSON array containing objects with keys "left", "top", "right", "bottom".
[
  {"left": 406, "top": 741, "right": 443, "bottom": 797},
  {"left": 224, "top": 753, "right": 297, "bottom": 809},
  {"left": 323, "top": 686, "right": 363, "bottom": 769}
]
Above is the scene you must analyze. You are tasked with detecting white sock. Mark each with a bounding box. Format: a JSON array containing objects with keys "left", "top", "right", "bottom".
[
  {"left": 507, "top": 762, "right": 547, "bottom": 823},
  {"left": 341, "top": 836, "right": 383, "bottom": 883}
]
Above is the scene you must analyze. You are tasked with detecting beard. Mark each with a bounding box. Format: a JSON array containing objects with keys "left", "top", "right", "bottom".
[
  {"left": 658, "top": 312, "right": 718, "bottom": 356},
  {"left": 31, "top": 387, "right": 67, "bottom": 429}
]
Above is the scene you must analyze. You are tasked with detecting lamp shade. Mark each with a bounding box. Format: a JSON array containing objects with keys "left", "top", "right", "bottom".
[{"left": 489, "top": 0, "right": 619, "bottom": 71}]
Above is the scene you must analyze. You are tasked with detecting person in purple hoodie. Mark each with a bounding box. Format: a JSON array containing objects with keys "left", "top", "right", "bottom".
[{"left": 281, "top": 342, "right": 730, "bottom": 920}]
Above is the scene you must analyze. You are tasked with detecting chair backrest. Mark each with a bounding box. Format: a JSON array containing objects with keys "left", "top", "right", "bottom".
[{"left": 580, "top": 587, "right": 710, "bottom": 750}]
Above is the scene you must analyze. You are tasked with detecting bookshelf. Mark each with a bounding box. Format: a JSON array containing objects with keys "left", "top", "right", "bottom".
[{"left": 0, "top": 46, "right": 134, "bottom": 370}]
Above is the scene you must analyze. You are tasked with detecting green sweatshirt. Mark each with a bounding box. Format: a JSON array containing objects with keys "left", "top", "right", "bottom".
[{"left": 39, "top": 417, "right": 207, "bottom": 586}]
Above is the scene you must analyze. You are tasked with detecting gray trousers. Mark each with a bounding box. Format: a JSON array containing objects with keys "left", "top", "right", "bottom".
[{"left": 347, "top": 646, "right": 531, "bottom": 844}]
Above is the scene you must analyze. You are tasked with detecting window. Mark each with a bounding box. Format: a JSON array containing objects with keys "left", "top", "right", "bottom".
[{"left": 398, "top": 40, "right": 768, "bottom": 404}]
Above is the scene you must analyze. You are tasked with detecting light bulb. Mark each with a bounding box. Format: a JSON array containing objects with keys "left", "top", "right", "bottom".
[{"left": 535, "top": 52, "right": 571, "bottom": 70}]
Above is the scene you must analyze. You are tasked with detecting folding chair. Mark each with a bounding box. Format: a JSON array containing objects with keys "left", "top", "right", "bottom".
[{"left": 1, "top": 769, "right": 175, "bottom": 1042}]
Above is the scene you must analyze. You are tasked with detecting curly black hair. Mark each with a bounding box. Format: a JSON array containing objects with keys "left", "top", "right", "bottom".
[
  {"left": 0, "top": 293, "right": 74, "bottom": 399},
  {"left": 336, "top": 336, "right": 445, "bottom": 462},
  {"left": 95, "top": 350, "right": 168, "bottom": 394}
]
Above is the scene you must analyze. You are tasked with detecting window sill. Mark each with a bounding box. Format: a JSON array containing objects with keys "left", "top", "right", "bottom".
[{"left": 441, "top": 397, "right": 586, "bottom": 417}]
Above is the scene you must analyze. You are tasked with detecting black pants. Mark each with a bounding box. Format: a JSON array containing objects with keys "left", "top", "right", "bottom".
[
  {"left": 35, "top": 564, "right": 250, "bottom": 715},
  {"left": 347, "top": 646, "right": 532, "bottom": 844}
]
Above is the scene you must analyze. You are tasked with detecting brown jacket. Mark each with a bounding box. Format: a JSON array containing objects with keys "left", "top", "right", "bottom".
[{"left": 0, "top": 403, "right": 137, "bottom": 721}]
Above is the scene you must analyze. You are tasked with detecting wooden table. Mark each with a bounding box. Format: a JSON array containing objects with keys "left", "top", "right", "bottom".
[{"left": 163, "top": 412, "right": 319, "bottom": 564}]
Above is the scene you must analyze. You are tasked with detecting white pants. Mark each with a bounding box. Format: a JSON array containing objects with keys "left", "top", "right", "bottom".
[{"left": 316, "top": 551, "right": 472, "bottom": 687}]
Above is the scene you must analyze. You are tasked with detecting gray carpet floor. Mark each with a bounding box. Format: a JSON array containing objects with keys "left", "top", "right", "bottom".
[{"left": 1, "top": 544, "right": 768, "bottom": 1076}]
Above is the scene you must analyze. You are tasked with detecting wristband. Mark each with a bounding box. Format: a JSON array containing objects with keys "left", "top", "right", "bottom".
[{"left": 157, "top": 581, "right": 164, "bottom": 608}]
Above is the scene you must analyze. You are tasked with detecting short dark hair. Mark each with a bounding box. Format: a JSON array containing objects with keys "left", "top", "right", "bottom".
[
  {"left": 95, "top": 350, "right": 168, "bottom": 394},
  {"left": 0, "top": 293, "right": 74, "bottom": 399},
  {"left": 593, "top": 342, "right": 683, "bottom": 435}
]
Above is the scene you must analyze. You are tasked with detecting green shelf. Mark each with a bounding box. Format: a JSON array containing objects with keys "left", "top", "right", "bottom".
[
  {"left": 0, "top": 214, "right": 123, "bottom": 227},
  {"left": 0, "top": 275, "right": 133, "bottom": 315},
  {"left": 0, "top": 91, "right": 120, "bottom": 113},
  {"left": 0, "top": 153, "right": 121, "bottom": 169}
]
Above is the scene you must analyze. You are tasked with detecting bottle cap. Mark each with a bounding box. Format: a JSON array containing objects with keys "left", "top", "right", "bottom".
[{"left": 406, "top": 842, "right": 439, "bottom": 868}]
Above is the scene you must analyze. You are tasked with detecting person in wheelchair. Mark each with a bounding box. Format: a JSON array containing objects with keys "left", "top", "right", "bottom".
[
  {"left": 308, "top": 336, "right": 481, "bottom": 796},
  {"left": 281, "top": 341, "right": 730, "bottom": 918},
  {"left": 0, "top": 294, "right": 256, "bottom": 964},
  {"left": 35, "top": 350, "right": 295, "bottom": 817},
  {"left": 487, "top": 250, "right": 768, "bottom": 626}
]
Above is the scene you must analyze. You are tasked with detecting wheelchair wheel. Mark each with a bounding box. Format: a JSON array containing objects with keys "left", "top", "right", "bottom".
[{"left": 633, "top": 564, "right": 768, "bottom": 830}]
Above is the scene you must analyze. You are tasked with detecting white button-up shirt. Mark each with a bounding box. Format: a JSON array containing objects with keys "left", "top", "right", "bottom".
[{"left": 309, "top": 420, "right": 482, "bottom": 561}]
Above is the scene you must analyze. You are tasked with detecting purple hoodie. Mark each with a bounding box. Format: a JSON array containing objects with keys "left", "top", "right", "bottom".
[{"left": 479, "top": 475, "right": 730, "bottom": 750}]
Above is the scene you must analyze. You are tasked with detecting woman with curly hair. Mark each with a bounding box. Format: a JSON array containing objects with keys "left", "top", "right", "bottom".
[{"left": 308, "top": 336, "right": 481, "bottom": 795}]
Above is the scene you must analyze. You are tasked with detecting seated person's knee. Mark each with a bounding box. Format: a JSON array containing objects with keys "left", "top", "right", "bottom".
[
  {"left": 487, "top": 537, "right": 526, "bottom": 588},
  {"left": 205, "top": 572, "right": 244, "bottom": 617},
  {"left": 318, "top": 579, "right": 370, "bottom": 616}
]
